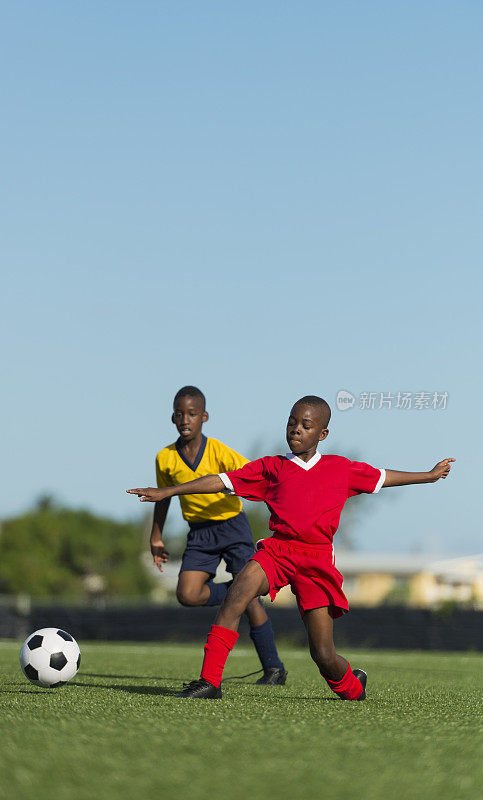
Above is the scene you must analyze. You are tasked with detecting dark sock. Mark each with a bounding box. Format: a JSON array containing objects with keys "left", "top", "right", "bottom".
[
  {"left": 249, "top": 618, "right": 284, "bottom": 671},
  {"left": 205, "top": 579, "right": 233, "bottom": 607}
]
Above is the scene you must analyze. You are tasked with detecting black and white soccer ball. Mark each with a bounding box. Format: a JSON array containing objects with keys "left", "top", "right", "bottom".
[{"left": 20, "top": 628, "right": 81, "bottom": 687}]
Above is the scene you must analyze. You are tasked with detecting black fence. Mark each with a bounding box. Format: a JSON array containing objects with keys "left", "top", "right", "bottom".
[{"left": 1, "top": 603, "right": 482, "bottom": 651}]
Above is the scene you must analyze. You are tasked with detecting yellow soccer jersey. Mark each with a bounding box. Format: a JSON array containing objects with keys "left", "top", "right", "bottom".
[{"left": 155, "top": 436, "right": 249, "bottom": 523}]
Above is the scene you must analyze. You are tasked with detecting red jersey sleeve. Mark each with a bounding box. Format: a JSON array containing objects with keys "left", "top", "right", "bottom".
[
  {"left": 348, "top": 461, "right": 385, "bottom": 496},
  {"left": 219, "top": 458, "right": 269, "bottom": 502}
]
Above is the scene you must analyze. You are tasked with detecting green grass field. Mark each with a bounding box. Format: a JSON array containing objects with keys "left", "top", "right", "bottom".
[{"left": 1, "top": 641, "right": 481, "bottom": 800}]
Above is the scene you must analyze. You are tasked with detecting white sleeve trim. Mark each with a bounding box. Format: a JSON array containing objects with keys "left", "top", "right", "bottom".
[
  {"left": 373, "top": 468, "right": 386, "bottom": 494},
  {"left": 219, "top": 473, "right": 235, "bottom": 495}
]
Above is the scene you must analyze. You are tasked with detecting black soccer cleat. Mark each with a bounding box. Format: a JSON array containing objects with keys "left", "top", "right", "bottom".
[
  {"left": 255, "top": 667, "right": 288, "bottom": 685},
  {"left": 352, "top": 668, "right": 367, "bottom": 700},
  {"left": 176, "top": 678, "right": 222, "bottom": 699}
]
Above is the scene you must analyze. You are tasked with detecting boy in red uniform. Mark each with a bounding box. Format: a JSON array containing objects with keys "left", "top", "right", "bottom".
[{"left": 128, "top": 395, "right": 455, "bottom": 700}]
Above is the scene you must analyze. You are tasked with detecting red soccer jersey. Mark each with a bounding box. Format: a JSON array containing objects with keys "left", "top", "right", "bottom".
[{"left": 220, "top": 453, "right": 385, "bottom": 545}]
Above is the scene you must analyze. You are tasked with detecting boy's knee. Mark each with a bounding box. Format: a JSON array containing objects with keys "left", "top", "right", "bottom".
[
  {"left": 222, "top": 585, "right": 248, "bottom": 614},
  {"left": 176, "top": 586, "right": 202, "bottom": 607},
  {"left": 222, "top": 574, "right": 256, "bottom": 613},
  {"left": 246, "top": 595, "right": 263, "bottom": 611}
]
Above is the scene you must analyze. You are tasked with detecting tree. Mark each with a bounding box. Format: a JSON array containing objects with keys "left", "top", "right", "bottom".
[{"left": 0, "top": 500, "right": 153, "bottom": 599}]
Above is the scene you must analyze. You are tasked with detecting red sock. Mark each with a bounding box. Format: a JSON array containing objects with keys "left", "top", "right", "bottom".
[
  {"left": 325, "top": 664, "right": 363, "bottom": 700},
  {"left": 200, "top": 624, "right": 239, "bottom": 687}
]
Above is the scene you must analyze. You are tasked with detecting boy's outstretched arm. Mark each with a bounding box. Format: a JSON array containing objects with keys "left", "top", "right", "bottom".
[
  {"left": 127, "top": 474, "right": 225, "bottom": 502},
  {"left": 383, "top": 458, "right": 455, "bottom": 487},
  {"left": 150, "top": 499, "right": 171, "bottom": 572}
]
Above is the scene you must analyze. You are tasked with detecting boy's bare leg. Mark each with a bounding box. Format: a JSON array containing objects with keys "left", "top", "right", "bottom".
[
  {"left": 228, "top": 568, "right": 286, "bottom": 682},
  {"left": 176, "top": 571, "right": 212, "bottom": 606},
  {"left": 303, "top": 606, "right": 366, "bottom": 699},
  {"left": 176, "top": 566, "right": 270, "bottom": 620},
  {"left": 244, "top": 595, "right": 268, "bottom": 626},
  {"left": 215, "top": 561, "right": 270, "bottom": 630},
  {"left": 176, "top": 570, "right": 269, "bottom": 618},
  {"left": 303, "top": 606, "right": 349, "bottom": 681},
  {"left": 177, "top": 562, "right": 271, "bottom": 698}
]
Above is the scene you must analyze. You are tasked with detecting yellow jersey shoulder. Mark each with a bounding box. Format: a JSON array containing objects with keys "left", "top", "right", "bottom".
[
  {"left": 154, "top": 436, "right": 247, "bottom": 523},
  {"left": 204, "top": 437, "right": 249, "bottom": 472},
  {"left": 155, "top": 442, "right": 179, "bottom": 488},
  {"left": 155, "top": 442, "right": 178, "bottom": 465}
]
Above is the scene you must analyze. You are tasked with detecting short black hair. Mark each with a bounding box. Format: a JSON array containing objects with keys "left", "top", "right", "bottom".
[
  {"left": 173, "top": 385, "right": 206, "bottom": 410},
  {"left": 293, "top": 395, "right": 331, "bottom": 427}
]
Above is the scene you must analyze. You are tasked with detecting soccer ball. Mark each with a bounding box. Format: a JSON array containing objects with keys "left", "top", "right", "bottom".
[{"left": 20, "top": 628, "right": 81, "bottom": 688}]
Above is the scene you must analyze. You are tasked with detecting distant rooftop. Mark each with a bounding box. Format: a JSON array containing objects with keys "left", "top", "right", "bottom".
[{"left": 335, "top": 552, "right": 483, "bottom": 581}]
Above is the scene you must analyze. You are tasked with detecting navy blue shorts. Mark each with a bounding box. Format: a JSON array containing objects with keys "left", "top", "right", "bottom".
[{"left": 180, "top": 512, "right": 256, "bottom": 577}]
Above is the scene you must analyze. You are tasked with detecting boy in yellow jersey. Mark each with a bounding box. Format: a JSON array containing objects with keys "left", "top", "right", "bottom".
[{"left": 151, "top": 386, "right": 286, "bottom": 684}]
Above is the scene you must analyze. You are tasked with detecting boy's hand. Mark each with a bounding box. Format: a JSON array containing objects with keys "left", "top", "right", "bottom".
[
  {"left": 126, "top": 487, "right": 168, "bottom": 502},
  {"left": 428, "top": 458, "right": 456, "bottom": 482},
  {"left": 150, "top": 539, "right": 169, "bottom": 572}
]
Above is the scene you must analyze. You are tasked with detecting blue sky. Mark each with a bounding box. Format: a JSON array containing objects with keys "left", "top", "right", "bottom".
[{"left": 1, "top": 1, "right": 481, "bottom": 553}]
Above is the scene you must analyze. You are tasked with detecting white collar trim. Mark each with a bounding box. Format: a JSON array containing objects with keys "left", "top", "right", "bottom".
[{"left": 285, "top": 452, "right": 322, "bottom": 471}]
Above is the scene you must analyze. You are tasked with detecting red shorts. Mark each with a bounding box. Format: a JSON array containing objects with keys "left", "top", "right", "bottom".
[{"left": 251, "top": 535, "right": 349, "bottom": 618}]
